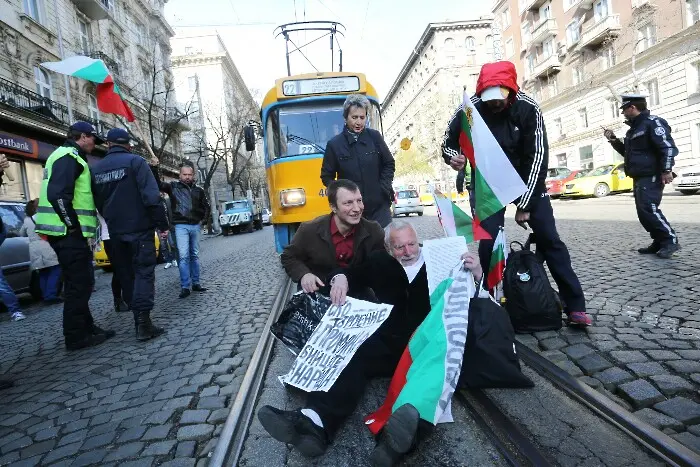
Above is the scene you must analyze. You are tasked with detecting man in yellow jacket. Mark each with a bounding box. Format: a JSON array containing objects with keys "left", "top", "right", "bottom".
[{"left": 35, "top": 122, "right": 114, "bottom": 351}]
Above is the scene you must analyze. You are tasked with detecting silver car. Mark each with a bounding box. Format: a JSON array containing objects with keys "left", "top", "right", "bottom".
[{"left": 392, "top": 189, "right": 424, "bottom": 217}]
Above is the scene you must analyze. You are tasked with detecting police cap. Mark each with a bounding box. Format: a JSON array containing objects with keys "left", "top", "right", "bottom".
[
  {"left": 106, "top": 128, "right": 131, "bottom": 145},
  {"left": 620, "top": 93, "right": 647, "bottom": 110},
  {"left": 69, "top": 121, "right": 104, "bottom": 144}
]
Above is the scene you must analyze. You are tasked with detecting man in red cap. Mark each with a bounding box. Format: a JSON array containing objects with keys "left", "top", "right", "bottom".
[{"left": 441, "top": 61, "right": 591, "bottom": 327}]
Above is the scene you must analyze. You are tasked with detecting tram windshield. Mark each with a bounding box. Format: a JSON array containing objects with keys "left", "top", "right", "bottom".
[{"left": 265, "top": 101, "right": 382, "bottom": 160}]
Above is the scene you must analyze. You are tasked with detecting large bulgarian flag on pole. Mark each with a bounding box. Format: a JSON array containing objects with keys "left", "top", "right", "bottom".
[
  {"left": 41, "top": 56, "right": 135, "bottom": 121},
  {"left": 433, "top": 189, "right": 490, "bottom": 242},
  {"left": 459, "top": 90, "right": 526, "bottom": 221},
  {"left": 487, "top": 228, "right": 507, "bottom": 301},
  {"left": 365, "top": 264, "right": 474, "bottom": 434}
]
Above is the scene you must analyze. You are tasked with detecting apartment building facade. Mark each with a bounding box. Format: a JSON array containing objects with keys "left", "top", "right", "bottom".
[
  {"left": 492, "top": 0, "right": 700, "bottom": 170},
  {"left": 0, "top": 0, "right": 183, "bottom": 202},
  {"left": 382, "top": 19, "right": 494, "bottom": 185}
]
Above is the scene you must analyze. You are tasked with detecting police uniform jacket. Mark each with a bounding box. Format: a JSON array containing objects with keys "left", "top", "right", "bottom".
[
  {"left": 91, "top": 146, "right": 168, "bottom": 237},
  {"left": 609, "top": 110, "right": 678, "bottom": 178},
  {"left": 44, "top": 140, "right": 92, "bottom": 232}
]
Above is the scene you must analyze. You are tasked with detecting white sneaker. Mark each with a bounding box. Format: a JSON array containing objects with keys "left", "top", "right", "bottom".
[
  {"left": 12, "top": 312, "right": 26, "bottom": 321},
  {"left": 164, "top": 262, "right": 172, "bottom": 269},
  {"left": 172, "top": 260, "right": 178, "bottom": 267}
]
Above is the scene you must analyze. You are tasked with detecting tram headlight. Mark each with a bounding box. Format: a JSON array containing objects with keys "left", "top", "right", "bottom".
[{"left": 280, "top": 188, "right": 306, "bottom": 207}]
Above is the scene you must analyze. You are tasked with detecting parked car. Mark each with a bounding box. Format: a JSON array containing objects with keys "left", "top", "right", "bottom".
[
  {"left": 262, "top": 208, "right": 272, "bottom": 225},
  {"left": 0, "top": 201, "right": 43, "bottom": 301},
  {"left": 545, "top": 168, "right": 580, "bottom": 198},
  {"left": 673, "top": 164, "right": 700, "bottom": 195},
  {"left": 392, "top": 189, "right": 424, "bottom": 217},
  {"left": 562, "top": 163, "right": 632, "bottom": 198},
  {"left": 94, "top": 233, "right": 161, "bottom": 271}
]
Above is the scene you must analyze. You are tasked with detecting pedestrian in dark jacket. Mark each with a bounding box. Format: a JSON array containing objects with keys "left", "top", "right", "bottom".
[
  {"left": 441, "top": 61, "right": 591, "bottom": 327},
  {"left": 321, "top": 94, "right": 395, "bottom": 228},
  {"left": 150, "top": 160, "right": 210, "bottom": 298},
  {"left": 603, "top": 93, "right": 679, "bottom": 259},
  {"left": 91, "top": 128, "right": 169, "bottom": 341}
]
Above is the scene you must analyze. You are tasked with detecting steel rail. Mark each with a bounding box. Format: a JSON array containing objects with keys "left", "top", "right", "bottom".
[{"left": 209, "top": 277, "right": 293, "bottom": 467}]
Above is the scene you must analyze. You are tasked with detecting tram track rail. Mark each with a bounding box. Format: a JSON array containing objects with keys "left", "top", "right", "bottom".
[{"left": 209, "top": 275, "right": 699, "bottom": 466}]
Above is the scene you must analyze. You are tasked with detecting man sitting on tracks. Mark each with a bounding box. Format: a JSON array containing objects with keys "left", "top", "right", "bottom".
[
  {"left": 280, "top": 178, "right": 385, "bottom": 296},
  {"left": 260, "top": 220, "right": 486, "bottom": 466}
]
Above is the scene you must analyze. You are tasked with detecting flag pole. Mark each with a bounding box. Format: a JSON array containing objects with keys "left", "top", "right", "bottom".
[{"left": 132, "top": 118, "right": 159, "bottom": 164}]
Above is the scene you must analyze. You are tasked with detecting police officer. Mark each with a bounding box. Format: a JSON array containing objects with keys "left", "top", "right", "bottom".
[
  {"left": 91, "top": 128, "right": 169, "bottom": 340},
  {"left": 35, "top": 122, "right": 115, "bottom": 350},
  {"left": 603, "top": 93, "right": 679, "bottom": 259}
]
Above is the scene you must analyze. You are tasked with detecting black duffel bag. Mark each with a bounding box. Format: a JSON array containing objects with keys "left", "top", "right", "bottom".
[{"left": 459, "top": 294, "right": 534, "bottom": 389}]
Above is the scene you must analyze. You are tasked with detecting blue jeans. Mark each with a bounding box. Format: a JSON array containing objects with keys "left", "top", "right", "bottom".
[
  {"left": 0, "top": 267, "right": 21, "bottom": 314},
  {"left": 175, "top": 224, "right": 201, "bottom": 289},
  {"left": 39, "top": 265, "right": 62, "bottom": 300}
]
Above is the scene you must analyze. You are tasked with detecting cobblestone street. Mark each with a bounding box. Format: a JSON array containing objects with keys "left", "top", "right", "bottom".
[
  {"left": 408, "top": 192, "right": 700, "bottom": 455},
  {"left": 0, "top": 228, "right": 283, "bottom": 466}
]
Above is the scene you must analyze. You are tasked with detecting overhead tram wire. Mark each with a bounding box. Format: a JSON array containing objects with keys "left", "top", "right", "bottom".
[
  {"left": 360, "top": 0, "right": 370, "bottom": 42},
  {"left": 287, "top": 37, "right": 319, "bottom": 72},
  {"left": 315, "top": 0, "right": 341, "bottom": 20}
]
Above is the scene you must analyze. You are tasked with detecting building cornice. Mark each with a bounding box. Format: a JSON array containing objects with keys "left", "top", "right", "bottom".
[{"left": 382, "top": 19, "right": 492, "bottom": 106}]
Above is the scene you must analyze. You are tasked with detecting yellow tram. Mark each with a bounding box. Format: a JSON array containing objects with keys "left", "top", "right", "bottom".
[{"left": 257, "top": 72, "right": 383, "bottom": 253}]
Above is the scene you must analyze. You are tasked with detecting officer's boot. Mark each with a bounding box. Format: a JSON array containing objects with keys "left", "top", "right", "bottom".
[
  {"left": 135, "top": 311, "right": 165, "bottom": 341},
  {"left": 638, "top": 242, "right": 661, "bottom": 254}
]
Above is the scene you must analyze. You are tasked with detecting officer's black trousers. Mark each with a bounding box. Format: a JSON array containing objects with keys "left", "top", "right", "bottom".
[
  {"left": 102, "top": 240, "right": 123, "bottom": 302},
  {"left": 476, "top": 192, "right": 586, "bottom": 313},
  {"left": 49, "top": 234, "right": 95, "bottom": 342},
  {"left": 363, "top": 203, "right": 392, "bottom": 228},
  {"left": 110, "top": 231, "right": 157, "bottom": 317},
  {"left": 633, "top": 176, "right": 677, "bottom": 246}
]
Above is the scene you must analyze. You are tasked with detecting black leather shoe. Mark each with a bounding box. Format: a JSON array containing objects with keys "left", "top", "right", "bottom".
[
  {"left": 192, "top": 284, "right": 207, "bottom": 292},
  {"left": 92, "top": 325, "right": 116, "bottom": 339},
  {"left": 66, "top": 333, "right": 108, "bottom": 351},
  {"left": 135, "top": 311, "right": 165, "bottom": 341},
  {"left": 638, "top": 242, "right": 661, "bottom": 254},
  {"left": 370, "top": 404, "right": 420, "bottom": 467},
  {"left": 258, "top": 406, "right": 328, "bottom": 458},
  {"left": 0, "top": 380, "right": 13, "bottom": 390},
  {"left": 179, "top": 288, "right": 191, "bottom": 299},
  {"left": 657, "top": 243, "right": 680, "bottom": 259}
]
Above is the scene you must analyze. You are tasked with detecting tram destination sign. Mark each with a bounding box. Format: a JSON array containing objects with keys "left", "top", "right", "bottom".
[{"left": 282, "top": 76, "right": 361, "bottom": 96}]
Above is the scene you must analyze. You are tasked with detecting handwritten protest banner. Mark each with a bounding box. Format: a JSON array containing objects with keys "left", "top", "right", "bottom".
[{"left": 279, "top": 297, "right": 392, "bottom": 392}]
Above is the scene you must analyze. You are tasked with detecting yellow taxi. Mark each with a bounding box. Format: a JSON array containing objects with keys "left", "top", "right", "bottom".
[
  {"left": 94, "top": 233, "right": 162, "bottom": 270},
  {"left": 562, "top": 163, "right": 633, "bottom": 198}
]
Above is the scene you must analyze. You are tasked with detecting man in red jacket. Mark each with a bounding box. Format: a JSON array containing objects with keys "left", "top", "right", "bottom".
[{"left": 441, "top": 61, "right": 591, "bottom": 327}]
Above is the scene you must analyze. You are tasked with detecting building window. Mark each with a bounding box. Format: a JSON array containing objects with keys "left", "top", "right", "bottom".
[
  {"left": 114, "top": 46, "right": 126, "bottom": 76},
  {"left": 637, "top": 23, "right": 657, "bottom": 52},
  {"left": 34, "top": 67, "right": 52, "bottom": 99},
  {"left": 608, "top": 98, "right": 620, "bottom": 120},
  {"left": 136, "top": 22, "right": 147, "bottom": 47},
  {"left": 78, "top": 19, "right": 91, "bottom": 54},
  {"left": 564, "top": 0, "right": 579, "bottom": 9},
  {"left": 539, "top": 3, "right": 552, "bottom": 20},
  {"left": 88, "top": 94, "right": 100, "bottom": 121},
  {"left": 548, "top": 78, "right": 558, "bottom": 97},
  {"left": 526, "top": 54, "right": 535, "bottom": 75},
  {"left": 687, "top": 0, "right": 700, "bottom": 26},
  {"left": 543, "top": 38, "right": 555, "bottom": 58},
  {"left": 502, "top": 5, "right": 511, "bottom": 28},
  {"left": 553, "top": 117, "right": 563, "bottom": 137},
  {"left": 579, "top": 145, "right": 594, "bottom": 169},
  {"left": 444, "top": 37, "right": 455, "bottom": 49},
  {"left": 485, "top": 35, "right": 493, "bottom": 58},
  {"left": 185, "top": 46, "right": 193, "bottom": 54},
  {"left": 505, "top": 38, "right": 514, "bottom": 58},
  {"left": 602, "top": 46, "right": 616, "bottom": 69},
  {"left": 521, "top": 22, "right": 531, "bottom": 45},
  {"left": 578, "top": 108, "right": 588, "bottom": 128},
  {"left": 573, "top": 66, "right": 583, "bottom": 85},
  {"left": 566, "top": 20, "right": 580, "bottom": 46},
  {"left": 691, "top": 61, "right": 700, "bottom": 94},
  {"left": 465, "top": 36, "right": 476, "bottom": 65},
  {"left": 556, "top": 153, "right": 567, "bottom": 167},
  {"left": 695, "top": 122, "right": 700, "bottom": 156},
  {"left": 645, "top": 78, "right": 660, "bottom": 106},
  {"left": 465, "top": 36, "right": 475, "bottom": 50},
  {"left": 23, "top": 0, "right": 44, "bottom": 23},
  {"left": 593, "top": 0, "right": 610, "bottom": 22},
  {"left": 142, "top": 68, "right": 152, "bottom": 98}
]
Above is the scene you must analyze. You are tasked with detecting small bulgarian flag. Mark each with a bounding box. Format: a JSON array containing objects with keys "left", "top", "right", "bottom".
[
  {"left": 41, "top": 56, "right": 135, "bottom": 121},
  {"left": 487, "top": 228, "right": 507, "bottom": 300},
  {"left": 458, "top": 90, "right": 526, "bottom": 221},
  {"left": 433, "top": 189, "right": 490, "bottom": 242},
  {"left": 365, "top": 264, "right": 474, "bottom": 434}
]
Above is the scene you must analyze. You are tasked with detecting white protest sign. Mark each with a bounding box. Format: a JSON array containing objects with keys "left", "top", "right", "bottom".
[
  {"left": 422, "top": 236, "right": 468, "bottom": 295},
  {"left": 279, "top": 297, "right": 392, "bottom": 392}
]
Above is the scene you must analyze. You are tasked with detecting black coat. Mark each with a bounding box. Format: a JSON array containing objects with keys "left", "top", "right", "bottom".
[
  {"left": 321, "top": 128, "right": 395, "bottom": 212},
  {"left": 342, "top": 250, "right": 430, "bottom": 352},
  {"left": 150, "top": 166, "right": 210, "bottom": 225},
  {"left": 609, "top": 110, "right": 678, "bottom": 178}
]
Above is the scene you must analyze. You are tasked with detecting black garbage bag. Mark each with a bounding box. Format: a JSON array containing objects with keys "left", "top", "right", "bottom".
[
  {"left": 458, "top": 297, "right": 534, "bottom": 389},
  {"left": 270, "top": 292, "right": 333, "bottom": 355}
]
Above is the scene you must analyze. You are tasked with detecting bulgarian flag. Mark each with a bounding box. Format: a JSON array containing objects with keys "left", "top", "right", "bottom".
[
  {"left": 433, "top": 189, "right": 490, "bottom": 242},
  {"left": 41, "top": 56, "right": 135, "bottom": 121},
  {"left": 459, "top": 91, "right": 526, "bottom": 221},
  {"left": 487, "top": 228, "right": 507, "bottom": 300},
  {"left": 365, "top": 265, "right": 474, "bottom": 434}
]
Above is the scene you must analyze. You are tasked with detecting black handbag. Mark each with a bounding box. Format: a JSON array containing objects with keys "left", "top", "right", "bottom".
[
  {"left": 458, "top": 293, "right": 534, "bottom": 389},
  {"left": 270, "top": 292, "right": 332, "bottom": 355}
]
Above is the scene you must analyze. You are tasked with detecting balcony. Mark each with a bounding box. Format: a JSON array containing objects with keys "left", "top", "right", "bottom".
[
  {"left": 529, "top": 18, "right": 558, "bottom": 46},
  {"left": 531, "top": 54, "right": 562, "bottom": 79},
  {"left": 89, "top": 51, "right": 119, "bottom": 76},
  {"left": 0, "top": 77, "right": 113, "bottom": 135},
  {"left": 165, "top": 106, "right": 191, "bottom": 132},
  {"left": 70, "top": 0, "right": 112, "bottom": 21},
  {"left": 580, "top": 15, "right": 621, "bottom": 48},
  {"left": 632, "top": 0, "right": 656, "bottom": 8},
  {"left": 520, "top": 0, "right": 549, "bottom": 12}
]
